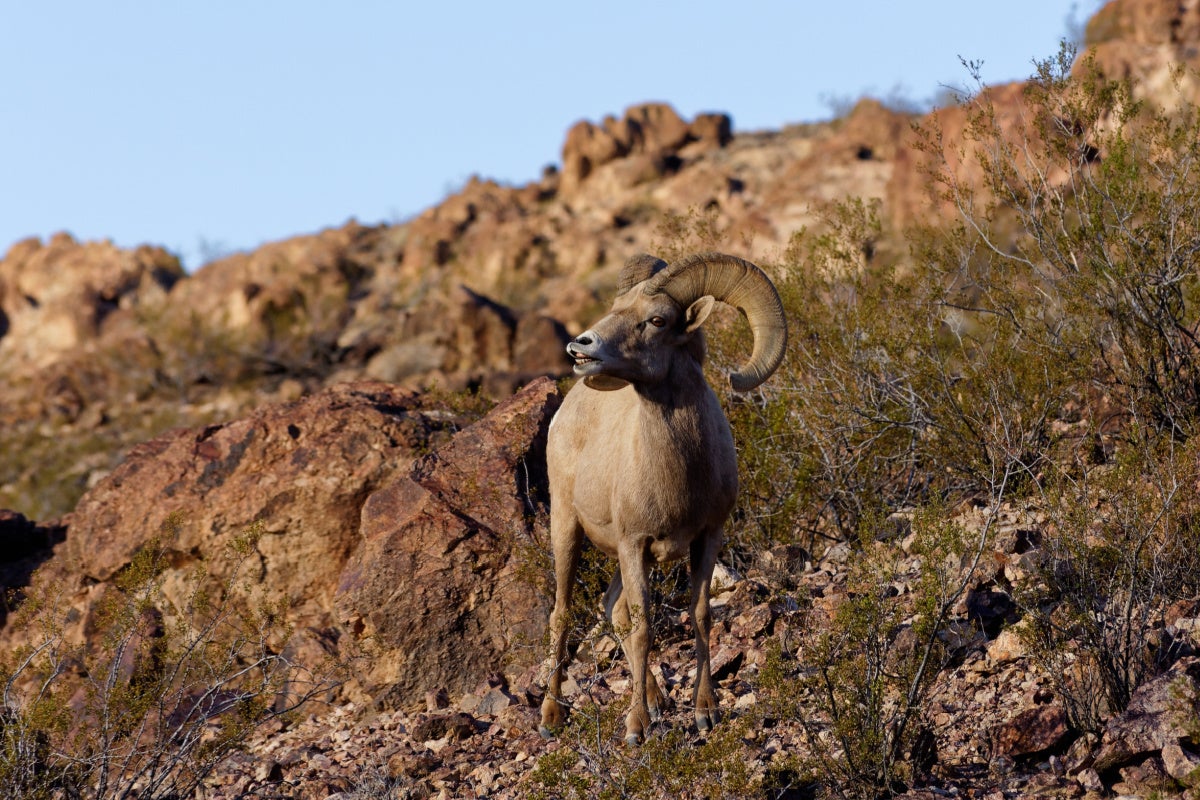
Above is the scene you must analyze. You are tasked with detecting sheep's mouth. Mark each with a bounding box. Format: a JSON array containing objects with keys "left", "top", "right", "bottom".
[{"left": 572, "top": 354, "right": 599, "bottom": 367}]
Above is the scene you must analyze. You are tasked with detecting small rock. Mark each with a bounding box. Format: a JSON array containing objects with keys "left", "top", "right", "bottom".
[
  {"left": 410, "top": 712, "right": 478, "bottom": 743},
  {"left": 734, "top": 692, "right": 758, "bottom": 710},
  {"left": 1170, "top": 617, "right": 1200, "bottom": 650},
  {"left": 469, "top": 762, "right": 499, "bottom": 789},
  {"left": 986, "top": 624, "right": 1028, "bottom": 666},
  {"left": 711, "top": 647, "right": 745, "bottom": 682},
  {"left": 474, "top": 687, "right": 518, "bottom": 717},
  {"left": 758, "top": 544, "right": 809, "bottom": 574},
  {"left": 1064, "top": 732, "right": 1099, "bottom": 775},
  {"left": 710, "top": 562, "right": 740, "bottom": 593},
  {"left": 991, "top": 703, "right": 1069, "bottom": 759},
  {"left": 1076, "top": 767, "right": 1104, "bottom": 792},
  {"left": 254, "top": 761, "right": 283, "bottom": 782},
  {"left": 1114, "top": 755, "right": 1174, "bottom": 796},
  {"left": 1161, "top": 740, "right": 1200, "bottom": 784},
  {"left": 731, "top": 603, "right": 775, "bottom": 639}
]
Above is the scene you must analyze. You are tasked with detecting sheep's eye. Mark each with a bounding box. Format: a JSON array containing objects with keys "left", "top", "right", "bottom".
[{"left": 648, "top": 316, "right": 667, "bottom": 328}]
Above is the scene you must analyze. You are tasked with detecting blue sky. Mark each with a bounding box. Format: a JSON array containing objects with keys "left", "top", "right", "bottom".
[{"left": 2, "top": 1, "right": 1100, "bottom": 270}]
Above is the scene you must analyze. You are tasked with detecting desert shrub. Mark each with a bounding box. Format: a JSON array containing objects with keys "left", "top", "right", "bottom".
[
  {"left": 707, "top": 195, "right": 1075, "bottom": 564},
  {"left": 757, "top": 503, "right": 996, "bottom": 799},
  {"left": 925, "top": 44, "right": 1200, "bottom": 441},
  {"left": 0, "top": 517, "right": 342, "bottom": 799},
  {"left": 915, "top": 43, "right": 1200, "bottom": 725},
  {"left": 1018, "top": 432, "right": 1200, "bottom": 732},
  {"left": 529, "top": 693, "right": 757, "bottom": 800}
]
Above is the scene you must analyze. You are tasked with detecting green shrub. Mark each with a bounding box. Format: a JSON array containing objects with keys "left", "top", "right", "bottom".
[
  {"left": 757, "top": 504, "right": 992, "bottom": 799},
  {"left": 923, "top": 43, "right": 1200, "bottom": 441},
  {"left": 1018, "top": 433, "right": 1200, "bottom": 732},
  {"left": 915, "top": 42, "right": 1200, "bottom": 727}
]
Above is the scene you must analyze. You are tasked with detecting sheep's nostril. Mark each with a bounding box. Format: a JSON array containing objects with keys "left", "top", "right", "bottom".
[{"left": 574, "top": 333, "right": 594, "bottom": 347}]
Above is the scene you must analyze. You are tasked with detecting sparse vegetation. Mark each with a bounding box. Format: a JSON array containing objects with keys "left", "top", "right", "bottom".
[
  {"left": 534, "top": 41, "right": 1200, "bottom": 798},
  {"left": 0, "top": 516, "right": 343, "bottom": 800}
]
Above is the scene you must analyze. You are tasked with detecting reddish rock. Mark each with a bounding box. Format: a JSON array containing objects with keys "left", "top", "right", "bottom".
[
  {"left": 560, "top": 102, "right": 718, "bottom": 195},
  {"left": 623, "top": 102, "right": 692, "bottom": 155},
  {"left": 1162, "top": 740, "right": 1200, "bottom": 785},
  {"left": 689, "top": 112, "right": 733, "bottom": 148},
  {"left": 334, "top": 378, "right": 560, "bottom": 704},
  {"left": 512, "top": 314, "right": 572, "bottom": 376},
  {"left": 387, "top": 750, "right": 440, "bottom": 780},
  {"left": 561, "top": 118, "right": 628, "bottom": 191},
  {"left": 731, "top": 603, "right": 776, "bottom": 639},
  {"left": 410, "top": 712, "right": 478, "bottom": 743},
  {"left": 43, "top": 382, "right": 456, "bottom": 633},
  {"left": 991, "top": 703, "right": 1070, "bottom": 759}
]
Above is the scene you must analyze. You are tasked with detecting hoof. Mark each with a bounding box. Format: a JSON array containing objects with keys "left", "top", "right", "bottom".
[
  {"left": 624, "top": 732, "right": 643, "bottom": 746},
  {"left": 695, "top": 709, "right": 720, "bottom": 733},
  {"left": 648, "top": 704, "right": 663, "bottom": 723},
  {"left": 538, "top": 724, "right": 557, "bottom": 740}
]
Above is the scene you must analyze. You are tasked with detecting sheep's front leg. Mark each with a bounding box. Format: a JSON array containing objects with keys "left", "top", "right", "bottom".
[
  {"left": 606, "top": 572, "right": 666, "bottom": 723},
  {"left": 539, "top": 518, "right": 583, "bottom": 739},
  {"left": 617, "top": 538, "right": 654, "bottom": 745},
  {"left": 690, "top": 529, "right": 723, "bottom": 732}
]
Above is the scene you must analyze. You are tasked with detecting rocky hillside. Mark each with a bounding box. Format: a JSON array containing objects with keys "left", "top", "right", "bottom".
[
  {"left": 3, "top": 1, "right": 1200, "bottom": 798},
  {"left": 6, "top": 1, "right": 1200, "bottom": 522}
]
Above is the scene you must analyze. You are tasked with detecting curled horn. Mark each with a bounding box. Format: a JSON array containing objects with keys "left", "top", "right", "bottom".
[
  {"left": 647, "top": 252, "right": 788, "bottom": 391},
  {"left": 616, "top": 253, "right": 668, "bottom": 296}
]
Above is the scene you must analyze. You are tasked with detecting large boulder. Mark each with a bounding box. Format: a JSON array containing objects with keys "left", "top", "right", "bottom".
[
  {"left": 2, "top": 377, "right": 563, "bottom": 713},
  {"left": 60, "top": 381, "right": 457, "bottom": 627},
  {"left": 335, "top": 377, "right": 561, "bottom": 707}
]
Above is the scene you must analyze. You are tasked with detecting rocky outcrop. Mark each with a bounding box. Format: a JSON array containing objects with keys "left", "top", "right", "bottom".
[
  {"left": 59, "top": 381, "right": 454, "bottom": 628},
  {"left": 1, "top": 376, "right": 560, "bottom": 710},
  {"left": 559, "top": 102, "right": 730, "bottom": 195},
  {"left": 335, "top": 377, "right": 560, "bottom": 705},
  {"left": 1086, "top": 0, "right": 1200, "bottom": 110},
  {"left": 0, "top": 233, "right": 183, "bottom": 373}
]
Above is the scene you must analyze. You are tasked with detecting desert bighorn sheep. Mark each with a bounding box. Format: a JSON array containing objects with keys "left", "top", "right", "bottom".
[{"left": 539, "top": 251, "right": 787, "bottom": 744}]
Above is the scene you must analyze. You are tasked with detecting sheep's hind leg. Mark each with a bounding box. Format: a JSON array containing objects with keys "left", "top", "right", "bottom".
[
  {"left": 690, "top": 529, "right": 723, "bottom": 733},
  {"left": 539, "top": 516, "right": 584, "bottom": 739},
  {"left": 607, "top": 572, "right": 666, "bottom": 723}
]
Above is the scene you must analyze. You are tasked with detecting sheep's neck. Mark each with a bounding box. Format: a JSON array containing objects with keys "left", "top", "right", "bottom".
[
  {"left": 624, "top": 356, "right": 732, "bottom": 545},
  {"left": 631, "top": 358, "right": 713, "bottom": 469},
  {"left": 632, "top": 356, "right": 707, "bottom": 412}
]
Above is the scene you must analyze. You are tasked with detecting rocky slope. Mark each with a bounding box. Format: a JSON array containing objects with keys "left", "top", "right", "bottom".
[
  {"left": 8, "top": 2, "right": 1200, "bottom": 523},
  {"left": 3, "top": 0, "right": 1200, "bottom": 797}
]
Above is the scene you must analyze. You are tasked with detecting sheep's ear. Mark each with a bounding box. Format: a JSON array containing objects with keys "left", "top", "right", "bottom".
[{"left": 684, "top": 295, "right": 716, "bottom": 333}]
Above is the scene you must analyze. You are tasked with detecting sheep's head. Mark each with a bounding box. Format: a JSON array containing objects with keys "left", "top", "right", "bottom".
[{"left": 567, "top": 252, "right": 788, "bottom": 392}]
